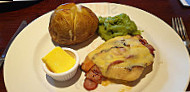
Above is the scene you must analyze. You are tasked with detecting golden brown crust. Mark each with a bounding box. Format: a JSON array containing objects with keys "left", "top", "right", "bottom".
[
  {"left": 55, "top": 3, "right": 76, "bottom": 10},
  {"left": 49, "top": 3, "right": 98, "bottom": 45},
  {"left": 74, "top": 6, "right": 98, "bottom": 44},
  {"left": 49, "top": 9, "right": 73, "bottom": 44}
]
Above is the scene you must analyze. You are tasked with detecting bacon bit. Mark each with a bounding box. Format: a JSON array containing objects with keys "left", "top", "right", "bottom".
[
  {"left": 139, "top": 38, "right": 148, "bottom": 45},
  {"left": 145, "top": 44, "right": 155, "bottom": 56},
  {"left": 119, "top": 48, "right": 126, "bottom": 52},
  {"left": 107, "top": 60, "right": 124, "bottom": 72},
  {"left": 83, "top": 65, "right": 103, "bottom": 90},
  {"left": 126, "top": 44, "right": 130, "bottom": 47},
  {"left": 84, "top": 78, "right": 98, "bottom": 91},
  {"left": 138, "top": 37, "right": 155, "bottom": 56},
  {"left": 135, "top": 35, "right": 143, "bottom": 39},
  {"left": 85, "top": 65, "right": 103, "bottom": 84},
  {"left": 81, "top": 57, "right": 95, "bottom": 72},
  {"left": 125, "top": 55, "right": 134, "bottom": 59}
]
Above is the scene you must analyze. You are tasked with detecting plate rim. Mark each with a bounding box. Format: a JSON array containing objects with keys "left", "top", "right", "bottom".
[{"left": 3, "top": 2, "right": 190, "bottom": 91}]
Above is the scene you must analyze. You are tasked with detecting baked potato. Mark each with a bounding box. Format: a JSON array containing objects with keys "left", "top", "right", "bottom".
[{"left": 49, "top": 3, "right": 98, "bottom": 45}]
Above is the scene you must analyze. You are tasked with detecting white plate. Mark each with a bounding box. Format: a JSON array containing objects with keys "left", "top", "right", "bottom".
[
  {"left": 180, "top": 0, "right": 190, "bottom": 7},
  {"left": 4, "top": 3, "right": 190, "bottom": 92}
]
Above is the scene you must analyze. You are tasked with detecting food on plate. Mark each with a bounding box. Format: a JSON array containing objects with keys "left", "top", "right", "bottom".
[
  {"left": 42, "top": 47, "right": 76, "bottom": 73},
  {"left": 81, "top": 35, "right": 155, "bottom": 90},
  {"left": 42, "top": 47, "right": 79, "bottom": 81},
  {"left": 49, "top": 3, "right": 98, "bottom": 45},
  {"left": 98, "top": 13, "right": 141, "bottom": 41}
]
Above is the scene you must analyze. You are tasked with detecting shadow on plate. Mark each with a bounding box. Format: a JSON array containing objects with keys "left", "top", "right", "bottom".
[
  {"left": 46, "top": 67, "right": 82, "bottom": 88},
  {"left": 0, "top": 0, "right": 42, "bottom": 13},
  {"left": 52, "top": 33, "right": 99, "bottom": 50}
]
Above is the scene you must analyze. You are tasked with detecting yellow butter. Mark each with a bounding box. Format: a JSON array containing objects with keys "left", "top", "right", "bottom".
[{"left": 42, "top": 47, "right": 76, "bottom": 73}]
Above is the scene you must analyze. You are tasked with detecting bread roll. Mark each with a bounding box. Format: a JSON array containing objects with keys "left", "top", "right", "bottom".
[{"left": 49, "top": 3, "right": 98, "bottom": 45}]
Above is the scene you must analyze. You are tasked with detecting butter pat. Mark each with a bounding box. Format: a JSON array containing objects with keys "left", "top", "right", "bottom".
[{"left": 42, "top": 47, "right": 76, "bottom": 73}]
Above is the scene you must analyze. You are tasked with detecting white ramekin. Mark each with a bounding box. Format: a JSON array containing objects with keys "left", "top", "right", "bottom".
[{"left": 42, "top": 47, "right": 79, "bottom": 81}]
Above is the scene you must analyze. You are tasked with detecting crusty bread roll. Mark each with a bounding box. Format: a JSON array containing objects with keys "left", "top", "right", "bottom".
[{"left": 49, "top": 3, "right": 98, "bottom": 45}]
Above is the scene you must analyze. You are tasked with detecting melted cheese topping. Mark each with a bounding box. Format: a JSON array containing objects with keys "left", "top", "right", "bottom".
[{"left": 88, "top": 35, "right": 154, "bottom": 77}]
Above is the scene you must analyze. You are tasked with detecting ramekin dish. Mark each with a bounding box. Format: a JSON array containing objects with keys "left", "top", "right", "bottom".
[{"left": 42, "top": 47, "right": 79, "bottom": 81}]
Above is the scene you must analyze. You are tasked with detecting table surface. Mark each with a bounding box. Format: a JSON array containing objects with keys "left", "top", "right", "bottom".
[{"left": 0, "top": 0, "right": 189, "bottom": 91}]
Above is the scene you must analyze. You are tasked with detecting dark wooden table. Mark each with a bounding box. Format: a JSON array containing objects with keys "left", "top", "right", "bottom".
[{"left": 0, "top": 0, "right": 189, "bottom": 91}]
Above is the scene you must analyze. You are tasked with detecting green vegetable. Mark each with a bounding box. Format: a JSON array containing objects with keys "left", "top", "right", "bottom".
[{"left": 98, "top": 13, "right": 142, "bottom": 41}]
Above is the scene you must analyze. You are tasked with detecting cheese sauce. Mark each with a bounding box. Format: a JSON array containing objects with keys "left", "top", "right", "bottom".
[{"left": 88, "top": 35, "right": 154, "bottom": 78}]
